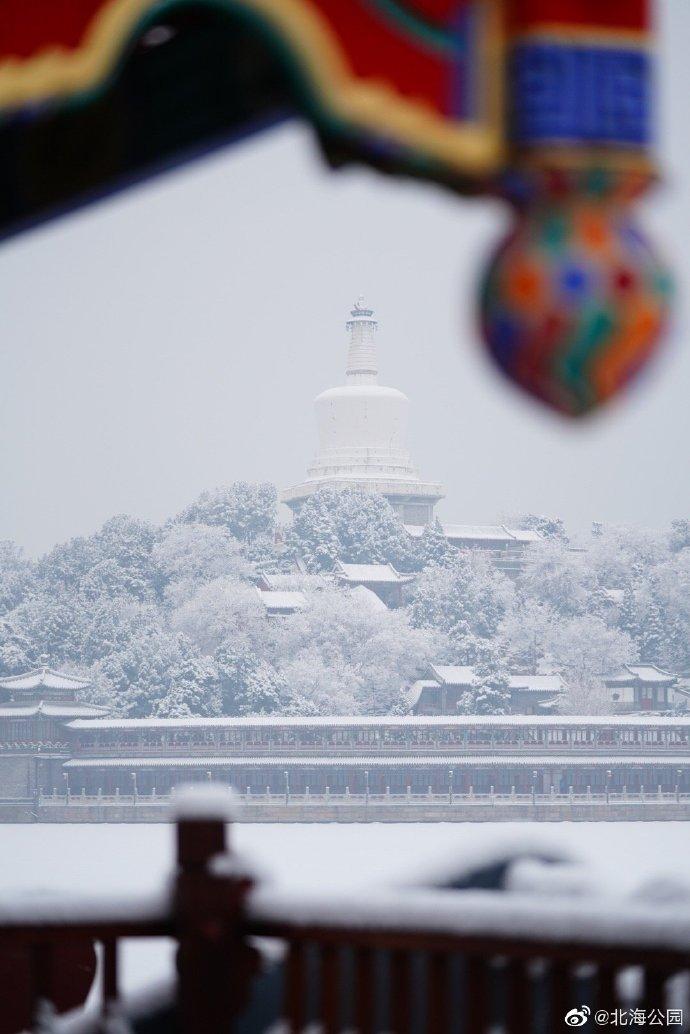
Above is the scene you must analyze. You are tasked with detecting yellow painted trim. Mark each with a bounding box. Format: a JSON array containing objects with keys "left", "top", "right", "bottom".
[
  {"left": 510, "top": 25, "right": 650, "bottom": 50},
  {"left": 0, "top": 0, "right": 506, "bottom": 177}
]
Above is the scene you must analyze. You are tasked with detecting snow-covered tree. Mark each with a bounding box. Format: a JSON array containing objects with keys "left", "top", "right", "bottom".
[
  {"left": 499, "top": 599, "right": 552, "bottom": 671},
  {"left": 154, "top": 653, "right": 220, "bottom": 717},
  {"left": 670, "top": 519, "right": 690, "bottom": 554},
  {"left": 215, "top": 643, "right": 288, "bottom": 715},
  {"left": 154, "top": 523, "right": 254, "bottom": 605},
  {"left": 35, "top": 515, "right": 160, "bottom": 602},
  {"left": 546, "top": 615, "right": 636, "bottom": 714},
  {"left": 457, "top": 649, "right": 511, "bottom": 715},
  {"left": 513, "top": 513, "right": 568, "bottom": 542},
  {"left": 92, "top": 628, "right": 219, "bottom": 717},
  {"left": 0, "top": 617, "right": 31, "bottom": 676},
  {"left": 415, "top": 520, "right": 455, "bottom": 569},
  {"left": 176, "top": 482, "right": 277, "bottom": 542},
  {"left": 518, "top": 539, "right": 592, "bottom": 617},
  {"left": 0, "top": 541, "right": 34, "bottom": 616},
  {"left": 287, "top": 487, "right": 416, "bottom": 572},
  {"left": 408, "top": 553, "right": 512, "bottom": 659},
  {"left": 269, "top": 588, "right": 440, "bottom": 714},
  {"left": 171, "top": 577, "right": 266, "bottom": 656}
]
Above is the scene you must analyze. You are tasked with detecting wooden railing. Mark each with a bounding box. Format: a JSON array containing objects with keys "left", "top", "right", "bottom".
[{"left": 2, "top": 786, "right": 690, "bottom": 1033}]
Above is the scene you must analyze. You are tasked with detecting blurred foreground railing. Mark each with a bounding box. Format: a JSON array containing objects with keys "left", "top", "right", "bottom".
[{"left": 2, "top": 787, "right": 690, "bottom": 1033}]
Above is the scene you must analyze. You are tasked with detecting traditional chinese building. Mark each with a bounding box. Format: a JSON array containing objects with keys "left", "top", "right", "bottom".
[
  {"left": 61, "top": 714, "right": 690, "bottom": 798},
  {"left": 606, "top": 665, "right": 680, "bottom": 712},
  {"left": 333, "top": 562, "right": 414, "bottom": 608},
  {"left": 407, "top": 665, "right": 566, "bottom": 716},
  {"left": 0, "top": 664, "right": 109, "bottom": 798}
]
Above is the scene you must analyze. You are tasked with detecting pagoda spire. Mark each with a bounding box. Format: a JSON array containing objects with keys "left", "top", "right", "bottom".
[{"left": 345, "top": 296, "right": 378, "bottom": 383}]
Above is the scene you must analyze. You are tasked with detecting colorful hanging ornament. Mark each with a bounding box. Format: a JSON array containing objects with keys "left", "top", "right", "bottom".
[
  {"left": 479, "top": 0, "right": 672, "bottom": 416},
  {"left": 481, "top": 172, "right": 672, "bottom": 415}
]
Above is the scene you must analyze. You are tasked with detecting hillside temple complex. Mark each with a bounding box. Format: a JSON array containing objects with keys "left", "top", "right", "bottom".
[{"left": 0, "top": 303, "right": 685, "bottom": 815}]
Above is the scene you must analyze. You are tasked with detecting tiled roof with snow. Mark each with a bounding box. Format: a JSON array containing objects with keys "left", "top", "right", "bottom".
[
  {"left": 260, "top": 573, "right": 332, "bottom": 591},
  {"left": 626, "top": 664, "right": 677, "bottom": 683},
  {"left": 442, "top": 524, "right": 514, "bottom": 542},
  {"left": 429, "top": 664, "right": 475, "bottom": 686},
  {"left": 501, "top": 527, "right": 543, "bottom": 543},
  {"left": 256, "top": 589, "right": 307, "bottom": 612},
  {"left": 0, "top": 703, "right": 108, "bottom": 718},
  {"left": 404, "top": 524, "right": 542, "bottom": 545},
  {"left": 334, "top": 562, "right": 411, "bottom": 584},
  {"left": 68, "top": 714, "right": 690, "bottom": 730},
  {"left": 608, "top": 664, "right": 678, "bottom": 685},
  {"left": 63, "top": 754, "right": 690, "bottom": 769},
  {"left": 508, "top": 675, "right": 566, "bottom": 694},
  {"left": 350, "top": 585, "right": 388, "bottom": 611},
  {"left": 0, "top": 667, "right": 91, "bottom": 692}
]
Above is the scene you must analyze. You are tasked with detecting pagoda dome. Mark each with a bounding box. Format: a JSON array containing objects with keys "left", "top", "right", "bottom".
[{"left": 281, "top": 299, "right": 444, "bottom": 526}]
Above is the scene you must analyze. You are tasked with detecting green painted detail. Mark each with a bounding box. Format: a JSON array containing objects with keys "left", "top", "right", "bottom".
[
  {"left": 584, "top": 168, "right": 612, "bottom": 199},
  {"left": 539, "top": 211, "right": 568, "bottom": 251},
  {"left": 365, "top": 0, "right": 461, "bottom": 57},
  {"left": 557, "top": 307, "right": 615, "bottom": 412},
  {"left": 653, "top": 269, "right": 673, "bottom": 298}
]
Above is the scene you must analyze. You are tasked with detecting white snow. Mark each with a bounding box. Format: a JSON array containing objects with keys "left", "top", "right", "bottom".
[{"left": 171, "top": 783, "right": 239, "bottom": 821}]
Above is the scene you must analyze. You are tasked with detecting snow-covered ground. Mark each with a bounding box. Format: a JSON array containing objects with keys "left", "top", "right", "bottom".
[{"left": 3, "top": 822, "right": 689, "bottom": 996}]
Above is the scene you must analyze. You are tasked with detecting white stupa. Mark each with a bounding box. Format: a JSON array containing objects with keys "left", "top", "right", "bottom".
[{"left": 281, "top": 298, "right": 444, "bottom": 526}]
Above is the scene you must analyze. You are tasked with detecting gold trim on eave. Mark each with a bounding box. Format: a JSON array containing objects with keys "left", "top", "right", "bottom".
[{"left": 0, "top": 0, "right": 506, "bottom": 177}]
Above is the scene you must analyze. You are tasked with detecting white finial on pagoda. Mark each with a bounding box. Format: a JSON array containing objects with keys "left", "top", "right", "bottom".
[{"left": 345, "top": 296, "right": 378, "bottom": 383}]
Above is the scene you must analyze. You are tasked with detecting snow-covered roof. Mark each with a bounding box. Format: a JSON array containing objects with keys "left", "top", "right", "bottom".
[
  {"left": 509, "top": 675, "right": 566, "bottom": 695},
  {"left": 429, "top": 664, "right": 475, "bottom": 686},
  {"left": 442, "top": 524, "right": 541, "bottom": 544},
  {"left": 0, "top": 703, "right": 108, "bottom": 718},
  {"left": 425, "top": 668, "right": 565, "bottom": 694},
  {"left": 256, "top": 589, "right": 307, "bottom": 613},
  {"left": 0, "top": 667, "right": 91, "bottom": 692},
  {"left": 260, "top": 573, "right": 331, "bottom": 591},
  {"left": 63, "top": 754, "right": 690, "bottom": 769},
  {"left": 603, "top": 588, "right": 625, "bottom": 605},
  {"left": 68, "top": 713, "right": 690, "bottom": 730},
  {"left": 442, "top": 524, "right": 514, "bottom": 542},
  {"left": 334, "top": 562, "right": 412, "bottom": 584},
  {"left": 404, "top": 680, "right": 438, "bottom": 707},
  {"left": 350, "top": 585, "right": 388, "bottom": 611},
  {"left": 501, "top": 527, "right": 543, "bottom": 544},
  {"left": 608, "top": 664, "right": 677, "bottom": 685},
  {"left": 404, "top": 523, "right": 541, "bottom": 546}
]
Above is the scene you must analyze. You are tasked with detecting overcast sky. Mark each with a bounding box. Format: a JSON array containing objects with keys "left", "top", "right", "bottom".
[{"left": 1, "top": 1, "right": 688, "bottom": 556}]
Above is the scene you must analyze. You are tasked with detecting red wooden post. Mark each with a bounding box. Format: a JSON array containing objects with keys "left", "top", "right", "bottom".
[{"left": 173, "top": 785, "right": 257, "bottom": 1034}]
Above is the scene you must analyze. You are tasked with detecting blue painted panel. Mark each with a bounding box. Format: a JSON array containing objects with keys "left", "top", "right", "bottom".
[{"left": 511, "top": 43, "right": 650, "bottom": 146}]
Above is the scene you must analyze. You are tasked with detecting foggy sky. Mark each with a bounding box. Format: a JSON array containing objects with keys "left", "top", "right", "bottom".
[{"left": 1, "top": 0, "right": 689, "bottom": 556}]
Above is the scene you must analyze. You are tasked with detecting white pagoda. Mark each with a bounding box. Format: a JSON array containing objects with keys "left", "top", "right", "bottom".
[{"left": 281, "top": 298, "right": 444, "bottom": 526}]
